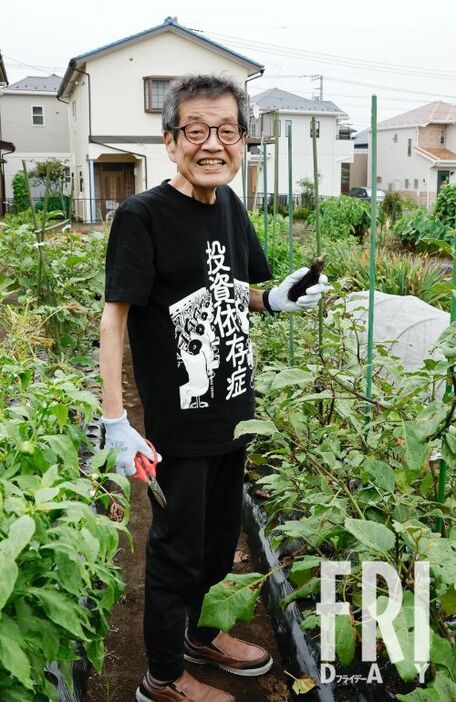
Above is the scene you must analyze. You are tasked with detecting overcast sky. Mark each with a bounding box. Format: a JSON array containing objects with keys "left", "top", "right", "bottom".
[{"left": 2, "top": 0, "right": 456, "bottom": 132}]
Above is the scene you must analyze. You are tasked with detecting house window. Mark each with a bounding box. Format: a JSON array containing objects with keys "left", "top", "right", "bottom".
[
  {"left": 249, "top": 115, "right": 257, "bottom": 137},
  {"left": 310, "top": 120, "right": 320, "bottom": 138},
  {"left": 407, "top": 138, "right": 412, "bottom": 157},
  {"left": 393, "top": 133, "right": 398, "bottom": 143},
  {"left": 377, "top": 176, "right": 382, "bottom": 184},
  {"left": 413, "top": 178, "right": 419, "bottom": 189},
  {"left": 404, "top": 178, "right": 409, "bottom": 189},
  {"left": 285, "top": 119, "right": 292, "bottom": 137},
  {"left": 32, "top": 105, "right": 44, "bottom": 126},
  {"left": 144, "top": 76, "right": 174, "bottom": 112},
  {"left": 440, "top": 130, "right": 445, "bottom": 145}
]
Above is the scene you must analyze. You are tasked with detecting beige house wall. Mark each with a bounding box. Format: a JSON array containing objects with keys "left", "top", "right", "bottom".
[{"left": 349, "top": 151, "right": 367, "bottom": 188}]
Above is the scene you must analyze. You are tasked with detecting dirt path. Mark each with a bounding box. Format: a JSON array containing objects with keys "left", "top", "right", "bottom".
[{"left": 86, "top": 346, "right": 290, "bottom": 702}]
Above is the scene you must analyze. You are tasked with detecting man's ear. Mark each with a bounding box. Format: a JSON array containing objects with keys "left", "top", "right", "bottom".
[{"left": 163, "top": 131, "right": 177, "bottom": 163}]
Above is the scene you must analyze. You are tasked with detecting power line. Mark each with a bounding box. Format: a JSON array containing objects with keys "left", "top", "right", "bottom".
[{"left": 205, "top": 31, "right": 456, "bottom": 81}]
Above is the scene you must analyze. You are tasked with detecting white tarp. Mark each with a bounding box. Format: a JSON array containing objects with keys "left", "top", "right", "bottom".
[{"left": 343, "top": 291, "right": 450, "bottom": 371}]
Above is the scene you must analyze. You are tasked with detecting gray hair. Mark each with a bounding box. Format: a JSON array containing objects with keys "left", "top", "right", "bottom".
[{"left": 162, "top": 74, "right": 248, "bottom": 139}]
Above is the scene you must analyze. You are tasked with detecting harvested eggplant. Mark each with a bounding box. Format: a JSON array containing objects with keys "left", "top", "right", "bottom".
[{"left": 287, "top": 257, "right": 325, "bottom": 302}]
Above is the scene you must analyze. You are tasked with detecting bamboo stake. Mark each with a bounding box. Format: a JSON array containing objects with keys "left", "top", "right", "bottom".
[
  {"left": 287, "top": 122, "right": 295, "bottom": 364},
  {"left": 271, "top": 111, "right": 280, "bottom": 275},
  {"left": 311, "top": 116, "right": 323, "bottom": 348}
]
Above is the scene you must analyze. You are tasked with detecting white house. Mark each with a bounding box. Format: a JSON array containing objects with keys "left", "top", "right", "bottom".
[
  {"left": 0, "top": 50, "right": 15, "bottom": 217},
  {"left": 57, "top": 16, "right": 263, "bottom": 222},
  {"left": 248, "top": 88, "right": 354, "bottom": 204},
  {"left": 0, "top": 74, "right": 73, "bottom": 204},
  {"left": 374, "top": 101, "right": 456, "bottom": 207}
]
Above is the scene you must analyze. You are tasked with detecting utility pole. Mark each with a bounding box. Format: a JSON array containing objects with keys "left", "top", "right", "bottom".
[{"left": 311, "top": 74, "right": 323, "bottom": 100}]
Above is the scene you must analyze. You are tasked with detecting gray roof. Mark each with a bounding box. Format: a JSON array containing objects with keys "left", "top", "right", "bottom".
[
  {"left": 59, "top": 17, "right": 263, "bottom": 98},
  {"left": 251, "top": 88, "right": 343, "bottom": 114},
  {"left": 353, "top": 129, "right": 369, "bottom": 146},
  {"left": 7, "top": 74, "right": 62, "bottom": 92}
]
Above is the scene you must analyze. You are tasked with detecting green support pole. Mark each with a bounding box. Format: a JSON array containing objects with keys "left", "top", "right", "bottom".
[
  {"left": 241, "top": 145, "right": 247, "bottom": 207},
  {"left": 287, "top": 122, "right": 295, "bottom": 364},
  {"left": 263, "top": 138, "right": 268, "bottom": 260},
  {"left": 436, "top": 233, "right": 456, "bottom": 534},
  {"left": 365, "top": 96, "right": 378, "bottom": 415},
  {"left": 311, "top": 116, "right": 323, "bottom": 348},
  {"left": 272, "top": 111, "right": 280, "bottom": 275}
]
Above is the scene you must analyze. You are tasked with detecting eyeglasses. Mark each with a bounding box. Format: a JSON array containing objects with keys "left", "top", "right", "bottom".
[{"left": 175, "top": 122, "right": 246, "bottom": 145}]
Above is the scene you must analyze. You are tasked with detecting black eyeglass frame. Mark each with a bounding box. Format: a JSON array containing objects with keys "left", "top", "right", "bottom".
[{"left": 173, "top": 122, "right": 247, "bottom": 145}]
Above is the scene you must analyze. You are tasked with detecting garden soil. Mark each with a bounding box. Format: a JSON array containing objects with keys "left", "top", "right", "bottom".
[{"left": 86, "top": 344, "right": 289, "bottom": 702}]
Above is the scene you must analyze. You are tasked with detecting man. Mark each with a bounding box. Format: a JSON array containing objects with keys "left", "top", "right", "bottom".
[{"left": 100, "top": 74, "right": 328, "bottom": 702}]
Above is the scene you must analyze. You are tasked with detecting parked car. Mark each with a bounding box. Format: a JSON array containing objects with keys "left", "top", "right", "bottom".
[{"left": 348, "top": 187, "right": 385, "bottom": 202}]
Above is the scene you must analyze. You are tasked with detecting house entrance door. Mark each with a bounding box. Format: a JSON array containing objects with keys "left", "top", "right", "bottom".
[
  {"left": 437, "top": 170, "right": 450, "bottom": 195},
  {"left": 94, "top": 162, "right": 135, "bottom": 219}
]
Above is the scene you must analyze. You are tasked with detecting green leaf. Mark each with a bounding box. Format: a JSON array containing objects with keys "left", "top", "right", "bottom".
[
  {"left": 281, "top": 578, "right": 320, "bottom": 608},
  {"left": 41, "top": 434, "right": 78, "bottom": 471},
  {"left": 234, "top": 419, "right": 278, "bottom": 439},
  {"left": 402, "top": 420, "right": 429, "bottom": 470},
  {"left": 440, "top": 585, "right": 456, "bottom": 615},
  {"left": 430, "top": 632, "right": 456, "bottom": 680},
  {"left": 50, "top": 403, "right": 69, "bottom": 430},
  {"left": 0, "top": 515, "right": 35, "bottom": 560},
  {"left": 288, "top": 556, "right": 321, "bottom": 586},
  {"left": 35, "top": 487, "right": 60, "bottom": 504},
  {"left": 90, "top": 448, "right": 111, "bottom": 470},
  {"left": 198, "top": 573, "right": 263, "bottom": 632},
  {"left": 270, "top": 368, "right": 314, "bottom": 390},
  {"left": 0, "top": 614, "right": 32, "bottom": 688},
  {"left": 29, "top": 587, "right": 90, "bottom": 641},
  {"left": 0, "top": 554, "right": 18, "bottom": 609},
  {"left": 433, "top": 671, "right": 456, "bottom": 700},
  {"left": 335, "top": 614, "right": 356, "bottom": 666},
  {"left": 378, "top": 591, "right": 417, "bottom": 682},
  {"left": 362, "top": 458, "right": 395, "bottom": 492},
  {"left": 300, "top": 612, "right": 320, "bottom": 631},
  {"left": 85, "top": 637, "right": 105, "bottom": 674},
  {"left": 344, "top": 518, "right": 395, "bottom": 554},
  {"left": 415, "top": 404, "right": 450, "bottom": 442}
]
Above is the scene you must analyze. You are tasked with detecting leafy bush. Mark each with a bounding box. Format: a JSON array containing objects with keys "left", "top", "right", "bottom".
[
  {"left": 434, "top": 183, "right": 456, "bottom": 227},
  {"left": 394, "top": 209, "right": 453, "bottom": 252},
  {"left": 201, "top": 304, "right": 456, "bottom": 698},
  {"left": 249, "top": 211, "right": 307, "bottom": 278},
  {"left": 12, "top": 171, "right": 30, "bottom": 213},
  {"left": 381, "top": 191, "right": 404, "bottom": 223},
  {"left": 297, "top": 177, "right": 318, "bottom": 210},
  {"left": 324, "top": 240, "right": 452, "bottom": 310},
  {"left": 293, "top": 206, "right": 310, "bottom": 221},
  {"left": 308, "top": 195, "right": 373, "bottom": 241}
]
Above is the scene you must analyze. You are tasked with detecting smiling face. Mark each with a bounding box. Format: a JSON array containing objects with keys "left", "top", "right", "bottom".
[{"left": 164, "top": 93, "right": 246, "bottom": 204}]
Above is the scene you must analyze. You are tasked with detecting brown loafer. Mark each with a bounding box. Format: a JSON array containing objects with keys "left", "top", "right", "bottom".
[
  {"left": 184, "top": 631, "right": 273, "bottom": 677},
  {"left": 136, "top": 670, "right": 235, "bottom": 702}
]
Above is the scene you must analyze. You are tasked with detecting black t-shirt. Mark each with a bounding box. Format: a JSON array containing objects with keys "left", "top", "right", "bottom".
[{"left": 105, "top": 181, "right": 271, "bottom": 457}]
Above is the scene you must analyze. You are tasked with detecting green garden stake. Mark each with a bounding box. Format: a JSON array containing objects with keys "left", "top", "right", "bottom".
[
  {"left": 263, "top": 137, "right": 268, "bottom": 260},
  {"left": 311, "top": 116, "right": 323, "bottom": 349},
  {"left": 436, "top": 232, "right": 456, "bottom": 534},
  {"left": 287, "top": 122, "right": 295, "bottom": 364},
  {"left": 365, "top": 96, "right": 378, "bottom": 418},
  {"left": 271, "top": 111, "right": 280, "bottom": 275}
]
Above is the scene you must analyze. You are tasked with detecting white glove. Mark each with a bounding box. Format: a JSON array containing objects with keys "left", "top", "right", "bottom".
[
  {"left": 268, "top": 267, "right": 329, "bottom": 312},
  {"left": 101, "top": 410, "right": 161, "bottom": 477}
]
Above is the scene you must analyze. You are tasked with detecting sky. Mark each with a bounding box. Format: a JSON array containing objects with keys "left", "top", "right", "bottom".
[{"left": 2, "top": 0, "right": 456, "bottom": 132}]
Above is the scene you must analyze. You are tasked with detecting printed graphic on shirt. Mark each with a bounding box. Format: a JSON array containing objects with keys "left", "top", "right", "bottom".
[{"left": 169, "top": 240, "right": 252, "bottom": 409}]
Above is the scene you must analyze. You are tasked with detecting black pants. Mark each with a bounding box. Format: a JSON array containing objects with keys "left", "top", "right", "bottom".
[{"left": 143, "top": 447, "right": 246, "bottom": 681}]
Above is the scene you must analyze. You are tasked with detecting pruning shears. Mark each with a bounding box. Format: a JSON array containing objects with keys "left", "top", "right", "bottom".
[{"left": 133, "top": 440, "right": 167, "bottom": 508}]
